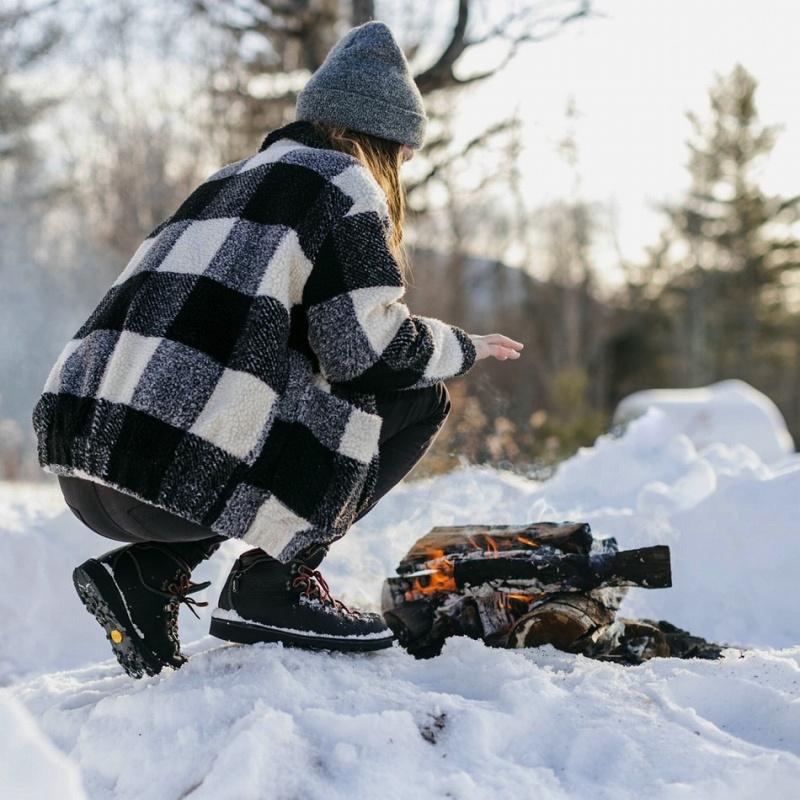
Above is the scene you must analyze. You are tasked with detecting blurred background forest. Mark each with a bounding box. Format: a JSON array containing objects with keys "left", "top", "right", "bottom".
[{"left": 1, "top": 0, "right": 798, "bottom": 482}]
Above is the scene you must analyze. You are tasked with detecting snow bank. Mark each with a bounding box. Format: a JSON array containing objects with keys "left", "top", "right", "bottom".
[
  {"left": 2, "top": 387, "right": 799, "bottom": 798},
  {"left": 9, "top": 641, "right": 800, "bottom": 800},
  {"left": 0, "top": 691, "right": 88, "bottom": 800},
  {"left": 614, "top": 379, "right": 796, "bottom": 464}
]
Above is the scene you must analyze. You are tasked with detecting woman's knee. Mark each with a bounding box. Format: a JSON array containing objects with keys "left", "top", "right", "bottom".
[
  {"left": 431, "top": 381, "right": 452, "bottom": 425},
  {"left": 404, "top": 382, "right": 451, "bottom": 428},
  {"left": 373, "top": 382, "right": 452, "bottom": 445}
]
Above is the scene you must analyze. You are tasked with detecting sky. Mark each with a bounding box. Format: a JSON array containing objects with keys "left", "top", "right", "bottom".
[{"left": 465, "top": 0, "right": 800, "bottom": 277}]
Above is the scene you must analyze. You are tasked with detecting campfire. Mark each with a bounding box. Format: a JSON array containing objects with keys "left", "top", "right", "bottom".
[{"left": 381, "top": 523, "right": 717, "bottom": 662}]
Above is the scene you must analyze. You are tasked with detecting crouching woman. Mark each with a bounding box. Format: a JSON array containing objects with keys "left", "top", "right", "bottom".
[{"left": 33, "top": 21, "right": 522, "bottom": 678}]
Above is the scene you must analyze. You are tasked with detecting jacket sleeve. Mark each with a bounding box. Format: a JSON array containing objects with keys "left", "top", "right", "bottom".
[{"left": 303, "top": 187, "right": 476, "bottom": 394}]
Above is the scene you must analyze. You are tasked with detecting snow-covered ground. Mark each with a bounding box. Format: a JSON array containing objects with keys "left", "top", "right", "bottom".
[{"left": 1, "top": 398, "right": 799, "bottom": 799}]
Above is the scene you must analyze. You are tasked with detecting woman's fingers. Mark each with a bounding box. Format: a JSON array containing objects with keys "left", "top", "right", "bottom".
[
  {"left": 470, "top": 334, "right": 524, "bottom": 361},
  {"left": 486, "top": 334, "right": 524, "bottom": 358}
]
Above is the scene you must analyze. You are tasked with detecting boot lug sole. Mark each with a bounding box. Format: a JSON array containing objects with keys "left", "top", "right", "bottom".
[
  {"left": 209, "top": 616, "right": 394, "bottom": 653},
  {"left": 73, "top": 561, "right": 169, "bottom": 679}
]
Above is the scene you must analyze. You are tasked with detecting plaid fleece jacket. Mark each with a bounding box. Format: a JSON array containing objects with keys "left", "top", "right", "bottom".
[{"left": 34, "top": 123, "right": 476, "bottom": 562}]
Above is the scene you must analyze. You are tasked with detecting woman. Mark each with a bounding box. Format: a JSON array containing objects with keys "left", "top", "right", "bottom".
[{"left": 34, "top": 21, "right": 522, "bottom": 678}]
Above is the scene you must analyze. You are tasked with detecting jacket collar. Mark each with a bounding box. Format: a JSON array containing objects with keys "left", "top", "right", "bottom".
[{"left": 259, "top": 121, "right": 330, "bottom": 153}]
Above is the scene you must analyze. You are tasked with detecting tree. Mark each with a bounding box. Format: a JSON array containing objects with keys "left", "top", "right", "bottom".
[
  {"left": 51, "top": 0, "right": 219, "bottom": 271},
  {"left": 638, "top": 64, "right": 800, "bottom": 437},
  {"left": 0, "top": 2, "right": 67, "bottom": 478},
  {"left": 185, "top": 1, "right": 593, "bottom": 178},
  {"left": 0, "top": 2, "right": 61, "bottom": 164}
]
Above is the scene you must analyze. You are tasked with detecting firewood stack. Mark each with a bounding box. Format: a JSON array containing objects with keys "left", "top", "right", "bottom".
[{"left": 381, "top": 522, "right": 709, "bottom": 662}]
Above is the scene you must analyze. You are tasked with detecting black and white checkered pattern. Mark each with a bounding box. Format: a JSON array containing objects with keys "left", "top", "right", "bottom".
[{"left": 34, "top": 123, "right": 476, "bottom": 562}]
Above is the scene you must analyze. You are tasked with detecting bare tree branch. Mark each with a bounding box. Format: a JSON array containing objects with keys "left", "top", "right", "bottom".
[
  {"left": 414, "top": 0, "right": 592, "bottom": 94},
  {"left": 351, "top": 0, "right": 375, "bottom": 26},
  {"left": 413, "top": 0, "right": 470, "bottom": 95},
  {"left": 405, "top": 118, "right": 517, "bottom": 197}
]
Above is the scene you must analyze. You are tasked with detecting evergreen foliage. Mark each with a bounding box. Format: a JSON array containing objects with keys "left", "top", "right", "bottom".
[{"left": 631, "top": 65, "right": 800, "bottom": 434}]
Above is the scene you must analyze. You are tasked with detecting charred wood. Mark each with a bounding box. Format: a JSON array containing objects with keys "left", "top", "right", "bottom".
[
  {"left": 397, "top": 522, "right": 594, "bottom": 574},
  {"left": 381, "top": 523, "right": 713, "bottom": 664},
  {"left": 507, "top": 594, "right": 618, "bottom": 653},
  {"left": 639, "top": 620, "right": 724, "bottom": 661},
  {"left": 453, "top": 545, "right": 672, "bottom": 593}
]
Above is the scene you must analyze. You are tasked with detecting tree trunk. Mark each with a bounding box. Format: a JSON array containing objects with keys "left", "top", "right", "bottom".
[{"left": 350, "top": 0, "right": 375, "bottom": 26}]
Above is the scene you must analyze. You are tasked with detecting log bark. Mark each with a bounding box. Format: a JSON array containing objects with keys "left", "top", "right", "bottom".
[
  {"left": 397, "top": 522, "right": 594, "bottom": 574},
  {"left": 453, "top": 546, "right": 671, "bottom": 593},
  {"left": 507, "top": 594, "right": 617, "bottom": 651}
]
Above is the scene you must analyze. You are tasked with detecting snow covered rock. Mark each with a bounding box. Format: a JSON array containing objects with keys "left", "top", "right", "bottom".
[{"left": 614, "top": 379, "right": 795, "bottom": 464}]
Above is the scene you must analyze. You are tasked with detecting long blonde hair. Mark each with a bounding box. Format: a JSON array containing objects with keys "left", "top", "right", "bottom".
[{"left": 312, "top": 121, "right": 407, "bottom": 273}]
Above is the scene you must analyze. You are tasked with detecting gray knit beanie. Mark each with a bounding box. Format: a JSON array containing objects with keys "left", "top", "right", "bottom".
[{"left": 296, "top": 21, "right": 427, "bottom": 149}]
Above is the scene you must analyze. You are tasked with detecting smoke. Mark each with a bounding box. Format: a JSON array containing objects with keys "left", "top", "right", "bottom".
[{"left": 0, "top": 189, "right": 98, "bottom": 480}]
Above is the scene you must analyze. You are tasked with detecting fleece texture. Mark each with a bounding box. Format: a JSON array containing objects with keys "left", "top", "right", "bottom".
[{"left": 33, "top": 123, "right": 475, "bottom": 562}]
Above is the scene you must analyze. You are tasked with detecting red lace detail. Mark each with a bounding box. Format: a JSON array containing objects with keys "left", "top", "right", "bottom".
[
  {"left": 292, "top": 565, "right": 351, "bottom": 613},
  {"left": 167, "top": 574, "right": 211, "bottom": 620}
]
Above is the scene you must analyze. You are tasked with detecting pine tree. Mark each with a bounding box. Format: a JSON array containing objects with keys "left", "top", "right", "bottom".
[{"left": 651, "top": 64, "right": 800, "bottom": 390}]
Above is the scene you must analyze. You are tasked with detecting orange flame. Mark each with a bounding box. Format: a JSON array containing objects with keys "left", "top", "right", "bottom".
[
  {"left": 411, "top": 569, "right": 456, "bottom": 596},
  {"left": 500, "top": 591, "right": 545, "bottom": 611},
  {"left": 516, "top": 536, "right": 540, "bottom": 549},
  {"left": 419, "top": 547, "right": 450, "bottom": 569},
  {"left": 507, "top": 593, "right": 538, "bottom": 602},
  {"left": 404, "top": 540, "right": 545, "bottom": 603},
  {"left": 405, "top": 547, "right": 456, "bottom": 598},
  {"left": 467, "top": 534, "right": 501, "bottom": 554}
]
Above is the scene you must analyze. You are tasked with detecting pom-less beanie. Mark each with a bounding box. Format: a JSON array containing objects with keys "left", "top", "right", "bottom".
[{"left": 295, "top": 21, "right": 427, "bottom": 149}]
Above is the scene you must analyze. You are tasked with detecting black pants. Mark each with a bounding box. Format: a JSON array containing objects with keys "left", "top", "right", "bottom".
[{"left": 60, "top": 382, "right": 451, "bottom": 548}]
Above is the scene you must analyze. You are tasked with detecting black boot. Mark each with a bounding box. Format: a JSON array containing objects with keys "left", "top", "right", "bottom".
[
  {"left": 73, "top": 538, "right": 223, "bottom": 678},
  {"left": 209, "top": 548, "right": 394, "bottom": 652}
]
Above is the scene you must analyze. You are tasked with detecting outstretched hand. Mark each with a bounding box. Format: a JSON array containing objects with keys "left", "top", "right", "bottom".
[{"left": 469, "top": 334, "right": 524, "bottom": 362}]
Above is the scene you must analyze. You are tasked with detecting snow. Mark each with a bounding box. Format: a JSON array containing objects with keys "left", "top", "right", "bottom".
[
  {"left": 1, "top": 388, "right": 799, "bottom": 799},
  {"left": 0, "top": 692, "right": 86, "bottom": 800},
  {"left": 614, "top": 379, "right": 796, "bottom": 464}
]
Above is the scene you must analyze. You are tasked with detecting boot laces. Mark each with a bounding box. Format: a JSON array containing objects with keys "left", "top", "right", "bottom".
[
  {"left": 292, "top": 565, "right": 353, "bottom": 614},
  {"left": 166, "top": 574, "right": 211, "bottom": 621}
]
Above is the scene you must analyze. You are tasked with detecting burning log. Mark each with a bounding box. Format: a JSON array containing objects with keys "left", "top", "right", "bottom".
[
  {"left": 451, "top": 545, "right": 671, "bottom": 593},
  {"left": 396, "top": 523, "right": 595, "bottom": 572},
  {"left": 382, "top": 522, "right": 677, "bottom": 661}
]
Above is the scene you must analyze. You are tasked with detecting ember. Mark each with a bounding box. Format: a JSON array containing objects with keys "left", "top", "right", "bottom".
[{"left": 382, "top": 522, "right": 717, "bottom": 663}]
